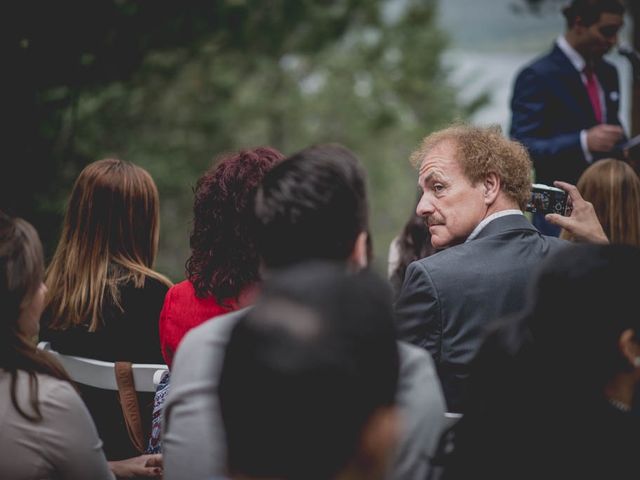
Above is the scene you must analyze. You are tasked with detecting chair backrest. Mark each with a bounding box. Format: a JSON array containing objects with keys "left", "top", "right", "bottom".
[
  {"left": 37, "top": 341, "right": 167, "bottom": 392},
  {"left": 444, "top": 411, "right": 463, "bottom": 431}
]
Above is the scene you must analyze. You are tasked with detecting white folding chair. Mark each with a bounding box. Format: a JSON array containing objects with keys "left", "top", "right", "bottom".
[
  {"left": 37, "top": 341, "right": 168, "bottom": 453},
  {"left": 444, "top": 411, "right": 463, "bottom": 429},
  {"left": 37, "top": 341, "right": 167, "bottom": 392}
]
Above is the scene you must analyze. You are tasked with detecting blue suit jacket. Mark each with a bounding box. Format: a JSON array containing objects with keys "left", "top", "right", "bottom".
[{"left": 510, "top": 44, "right": 625, "bottom": 185}]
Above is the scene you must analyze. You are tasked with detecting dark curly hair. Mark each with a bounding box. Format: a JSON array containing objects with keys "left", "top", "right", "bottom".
[
  {"left": 186, "top": 147, "right": 284, "bottom": 302},
  {"left": 389, "top": 189, "right": 436, "bottom": 298}
]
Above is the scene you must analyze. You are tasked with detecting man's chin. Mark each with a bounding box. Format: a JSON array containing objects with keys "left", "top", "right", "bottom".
[{"left": 429, "top": 232, "right": 450, "bottom": 250}]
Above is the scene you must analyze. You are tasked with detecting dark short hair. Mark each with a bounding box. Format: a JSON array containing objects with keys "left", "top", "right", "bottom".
[
  {"left": 186, "top": 147, "right": 284, "bottom": 301},
  {"left": 254, "top": 144, "right": 369, "bottom": 269},
  {"left": 562, "top": 0, "right": 624, "bottom": 27},
  {"left": 219, "top": 262, "right": 399, "bottom": 480}
]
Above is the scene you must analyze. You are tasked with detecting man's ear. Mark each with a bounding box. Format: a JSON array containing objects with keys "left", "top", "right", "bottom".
[
  {"left": 349, "top": 231, "right": 368, "bottom": 270},
  {"left": 483, "top": 172, "right": 501, "bottom": 205},
  {"left": 618, "top": 328, "right": 640, "bottom": 368}
]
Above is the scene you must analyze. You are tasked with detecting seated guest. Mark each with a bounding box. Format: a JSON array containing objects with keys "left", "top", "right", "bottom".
[
  {"left": 445, "top": 243, "right": 640, "bottom": 480},
  {"left": 219, "top": 262, "right": 400, "bottom": 480},
  {"left": 145, "top": 147, "right": 283, "bottom": 454},
  {"left": 0, "top": 211, "right": 162, "bottom": 479},
  {"left": 560, "top": 158, "right": 640, "bottom": 246},
  {"left": 40, "top": 158, "right": 173, "bottom": 459},
  {"left": 163, "top": 144, "right": 447, "bottom": 480},
  {"left": 394, "top": 124, "right": 608, "bottom": 413},
  {"left": 159, "top": 147, "right": 284, "bottom": 367}
]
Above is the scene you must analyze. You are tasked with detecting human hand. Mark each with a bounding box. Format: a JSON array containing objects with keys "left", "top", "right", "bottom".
[
  {"left": 108, "top": 454, "right": 163, "bottom": 479},
  {"left": 545, "top": 181, "right": 608, "bottom": 245},
  {"left": 586, "top": 124, "right": 624, "bottom": 152}
]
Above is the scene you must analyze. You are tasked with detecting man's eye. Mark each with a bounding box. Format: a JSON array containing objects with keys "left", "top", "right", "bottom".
[{"left": 433, "top": 184, "right": 444, "bottom": 192}]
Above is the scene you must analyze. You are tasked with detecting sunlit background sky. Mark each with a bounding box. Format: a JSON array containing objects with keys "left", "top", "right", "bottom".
[{"left": 438, "top": 0, "right": 634, "bottom": 133}]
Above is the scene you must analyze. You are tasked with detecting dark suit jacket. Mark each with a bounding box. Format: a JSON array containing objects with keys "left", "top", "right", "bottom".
[
  {"left": 394, "top": 214, "right": 568, "bottom": 412},
  {"left": 510, "top": 43, "right": 625, "bottom": 185}
]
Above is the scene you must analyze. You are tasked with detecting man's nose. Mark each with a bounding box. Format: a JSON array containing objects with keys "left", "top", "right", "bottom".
[{"left": 416, "top": 193, "right": 433, "bottom": 216}]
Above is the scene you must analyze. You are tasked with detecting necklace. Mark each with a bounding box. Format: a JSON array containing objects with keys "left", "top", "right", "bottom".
[{"left": 607, "top": 397, "right": 631, "bottom": 413}]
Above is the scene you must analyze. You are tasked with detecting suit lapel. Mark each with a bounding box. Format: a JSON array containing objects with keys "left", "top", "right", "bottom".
[
  {"left": 594, "top": 61, "right": 619, "bottom": 125},
  {"left": 548, "top": 45, "right": 596, "bottom": 123}
]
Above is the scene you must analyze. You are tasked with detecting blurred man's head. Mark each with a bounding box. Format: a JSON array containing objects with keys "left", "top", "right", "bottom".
[
  {"left": 254, "top": 143, "right": 369, "bottom": 271},
  {"left": 410, "top": 124, "right": 532, "bottom": 249},
  {"left": 219, "top": 262, "right": 400, "bottom": 480},
  {"left": 563, "top": 0, "right": 624, "bottom": 61}
]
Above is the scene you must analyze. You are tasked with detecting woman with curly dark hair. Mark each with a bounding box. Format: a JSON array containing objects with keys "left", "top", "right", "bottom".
[{"left": 158, "top": 147, "right": 284, "bottom": 367}]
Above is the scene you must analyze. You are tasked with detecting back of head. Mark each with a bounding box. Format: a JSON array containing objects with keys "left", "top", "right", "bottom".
[
  {"left": 219, "top": 262, "right": 399, "bottom": 480},
  {"left": 568, "top": 159, "right": 640, "bottom": 246},
  {"left": 60, "top": 158, "right": 160, "bottom": 267},
  {"left": 254, "top": 144, "right": 369, "bottom": 269},
  {"left": 0, "top": 211, "right": 44, "bottom": 348},
  {"left": 410, "top": 123, "right": 532, "bottom": 210},
  {"left": 186, "top": 147, "right": 284, "bottom": 301},
  {"left": 562, "top": 0, "right": 625, "bottom": 28},
  {"left": 46, "top": 158, "right": 169, "bottom": 331},
  {"left": 528, "top": 243, "right": 640, "bottom": 397},
  {"left": 0, "top": 212, "right": 69, "bottom": 421}
]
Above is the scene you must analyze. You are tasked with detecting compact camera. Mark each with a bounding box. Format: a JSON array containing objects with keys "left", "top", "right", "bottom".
[{"left": 525, "top": 183, "right": 571, "bottom": 216}]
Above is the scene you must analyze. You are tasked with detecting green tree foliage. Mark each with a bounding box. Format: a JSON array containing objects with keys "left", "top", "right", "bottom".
[{"left": 7, "top": 0, "right": 483, "bottom": 279}]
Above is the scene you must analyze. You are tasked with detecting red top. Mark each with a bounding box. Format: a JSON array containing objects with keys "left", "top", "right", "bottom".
[{"left": 159, "top": 280, "right": 236, "bottom": 367}]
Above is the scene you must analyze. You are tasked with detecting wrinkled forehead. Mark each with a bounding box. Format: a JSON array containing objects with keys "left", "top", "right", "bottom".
[{"left": 417, "top": 139, "right": 461, "bottom": 176}]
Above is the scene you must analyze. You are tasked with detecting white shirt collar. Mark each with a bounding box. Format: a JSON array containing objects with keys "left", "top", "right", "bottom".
[
  {"left": 557, "top": 35, "right": 586, "bottom": 73},
  {"left": 465, "top": 210, "right": 524, "bottom": 243}
]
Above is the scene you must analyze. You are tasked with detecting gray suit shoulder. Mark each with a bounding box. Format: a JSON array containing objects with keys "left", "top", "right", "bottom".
[
  {"left": 163, "top": 307, "right": 251, "bottom": 480},
  {"left": 391, "top": 341, "right": 446, "bottom": 480}
]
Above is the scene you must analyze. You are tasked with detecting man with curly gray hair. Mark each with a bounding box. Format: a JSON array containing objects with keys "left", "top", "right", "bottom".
[{"left": 395, "top": 123, "right": 569, "bottom": 413}]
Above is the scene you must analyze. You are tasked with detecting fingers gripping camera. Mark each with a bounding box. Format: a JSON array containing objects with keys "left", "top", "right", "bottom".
[{"left": 526, "top": 184, "right": 571, "bottom": 216}]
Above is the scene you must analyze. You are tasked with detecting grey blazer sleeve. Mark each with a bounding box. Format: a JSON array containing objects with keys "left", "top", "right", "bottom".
[
  {"left": 394, "top": 261, "right": 442, "bottom": 362},
  {"left": 162, "top": 311, "right": 243, "bottom": 480},
  {"left": 389, "top": 342, "right": 446, "bottom": 480}
]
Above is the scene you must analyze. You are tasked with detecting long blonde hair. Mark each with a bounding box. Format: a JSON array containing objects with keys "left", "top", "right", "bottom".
[
  {"left": 45, "top": 158, "right": 172, "bottom": 332},
  {"left": 560, "top": 159, "right": 640, "bottom": 246}
]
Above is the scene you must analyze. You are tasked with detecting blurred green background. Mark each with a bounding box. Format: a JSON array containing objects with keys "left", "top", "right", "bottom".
[{"left": 11, "top": 0, "right": 634, "bottom": 280}]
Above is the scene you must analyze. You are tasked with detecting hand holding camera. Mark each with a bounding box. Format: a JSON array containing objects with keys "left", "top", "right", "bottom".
[{"left": 542, "top": 181, "right": 609, "bottom": 245}]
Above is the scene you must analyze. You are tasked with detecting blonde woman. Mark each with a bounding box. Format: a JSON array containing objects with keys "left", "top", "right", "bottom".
[
  {"left": 40, "top": 158, "right": 172, "bottom": 459},
  {"left": 0, "top": 212, "right": 162, "bottom": 479},
  {"left": 560, "top": 158, "right": 640, "bottom": 246}
]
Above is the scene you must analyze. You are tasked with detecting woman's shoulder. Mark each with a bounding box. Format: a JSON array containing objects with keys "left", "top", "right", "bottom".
[
  {"left": 163, "top": 279, "right": 230, "bottom": 312},
  {"left": 143, "top": 273, "right": 173, "bottom": 291},
  {"left": 8, "top": 370, "right": 81, "bottom": 411},
  {"left": 167, "top": 279, "right": 196, "bottom": 296},
  {"left": 120, "top": 273, "right": 171, "bottom": 299}
]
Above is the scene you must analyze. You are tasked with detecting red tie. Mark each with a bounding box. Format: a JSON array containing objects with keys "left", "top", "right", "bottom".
[{"left": 584, "top": 66, "right": 603, "bottom": 123}]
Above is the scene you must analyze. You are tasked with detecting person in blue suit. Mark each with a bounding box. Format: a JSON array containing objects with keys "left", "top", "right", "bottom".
[{"left": 510, "top": 0, "right": 626, "bottom": 236}]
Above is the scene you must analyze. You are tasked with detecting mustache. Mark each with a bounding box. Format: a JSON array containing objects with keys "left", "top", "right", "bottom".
[{"left": 426, "top": 216, "right": 444, "bottom": 227}]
